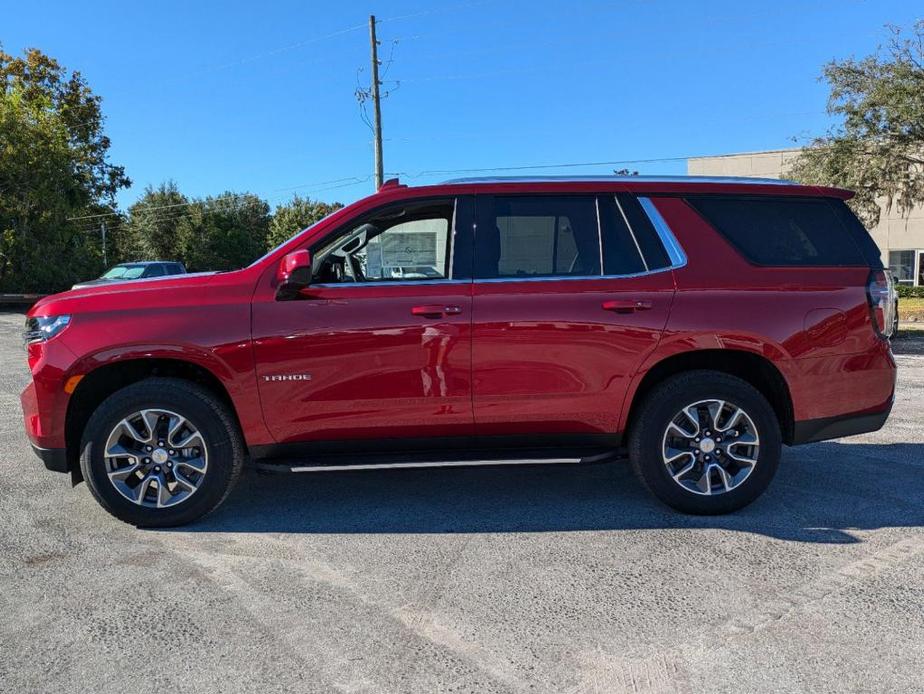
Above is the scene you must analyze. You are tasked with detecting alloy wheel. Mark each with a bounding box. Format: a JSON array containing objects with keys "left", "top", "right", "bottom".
[
  {"left": 661, "top": 399, "right": 760, "bottom": 496},
  {"left": 104, "top": 408, "right": 209, "bottom": 508}
]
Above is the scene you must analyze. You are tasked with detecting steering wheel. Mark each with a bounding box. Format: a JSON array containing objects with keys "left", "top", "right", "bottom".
[{"left": 348, "top": 254, "right": 366, "bottom": 282}]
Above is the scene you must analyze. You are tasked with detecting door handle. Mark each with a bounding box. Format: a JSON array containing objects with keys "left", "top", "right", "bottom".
[
  {"left": 602, "top": 299, "right": 653, "bottom": 313},
  {"left": 411, "top": 304, "right": 463, "bottom": 318}
]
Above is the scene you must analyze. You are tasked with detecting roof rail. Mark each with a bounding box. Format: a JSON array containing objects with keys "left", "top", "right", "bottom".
[{"left": 440, "top": 175, "right": 798, "bottom": 186}]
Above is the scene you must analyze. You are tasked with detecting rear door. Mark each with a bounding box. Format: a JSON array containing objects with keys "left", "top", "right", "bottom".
[{"left": 470, "top": 193, "right": 677, "bottom": 440}]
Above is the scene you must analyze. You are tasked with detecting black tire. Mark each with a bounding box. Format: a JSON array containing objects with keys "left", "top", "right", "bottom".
[
  {"left": 628, "top": 370, "right": 781, "bottom": 514},
  {"left": 79, "top": 377, "right": 245, "bottom": 527}
]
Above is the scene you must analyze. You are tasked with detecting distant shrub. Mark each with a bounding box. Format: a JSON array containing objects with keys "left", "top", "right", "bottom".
[{"left": 896, "top": 285, "right": 924, "bottom": 299}]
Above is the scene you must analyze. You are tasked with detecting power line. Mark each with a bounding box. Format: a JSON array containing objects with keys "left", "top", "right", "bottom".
[
  {"left": 66, "top": 176, "right": 369, "bottom": 221},
  {"left": 72, "top": 178, "right": 376, "bottom": 230},
  {"left": 67, "top": 146, "right": 815, "bottom": 225},
  {"left": 112, "top": 1, "right": 490, "bottom": 95},
  {"left": 403, "top": 153, "right": 750, "bottom": 178},
  {"left": 377, "top": 0, "right": 498, "bottom": 25},
  {"left": 179, "top": 23, "right": 367, "bottom": 80}
]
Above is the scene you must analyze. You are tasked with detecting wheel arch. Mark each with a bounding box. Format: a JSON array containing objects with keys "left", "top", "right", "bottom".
[
  {"left": 65, "top": 357, "right": 246, "bottom": 480},
  {"left": 623, "top": 349, "right": 795, "bottom": 445}
]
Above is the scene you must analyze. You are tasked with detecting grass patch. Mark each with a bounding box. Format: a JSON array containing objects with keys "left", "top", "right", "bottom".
[{"left": 899, "top": 297, "right": 924, "bottom": 322}]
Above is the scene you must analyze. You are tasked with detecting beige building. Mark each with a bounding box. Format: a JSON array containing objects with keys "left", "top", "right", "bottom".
[{"left": 688, "top": 149, "right": 924, "bottom": 286}]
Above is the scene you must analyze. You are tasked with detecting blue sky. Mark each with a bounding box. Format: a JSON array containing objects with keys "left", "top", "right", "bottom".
[{"left": 3, "top": 0, "right": 921, "bottom": 210}]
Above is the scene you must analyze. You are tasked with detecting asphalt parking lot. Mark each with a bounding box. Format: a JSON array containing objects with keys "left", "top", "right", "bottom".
[{"left": 1, "top": 310, "right": 923, "bottom": 693}]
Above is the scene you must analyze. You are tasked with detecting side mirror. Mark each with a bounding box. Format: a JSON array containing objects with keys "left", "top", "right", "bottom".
[{"left": 276, "top": 249, "right": 312, "bottom": 299}]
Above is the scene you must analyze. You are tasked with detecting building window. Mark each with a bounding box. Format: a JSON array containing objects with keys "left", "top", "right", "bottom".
[{"left": 889, "top": 250, "right": 918, "bottom": 285}]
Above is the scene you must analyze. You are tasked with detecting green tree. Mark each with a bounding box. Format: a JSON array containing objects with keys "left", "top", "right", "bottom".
[
  {"left": 0, "top": 47, "right": 130, "bottom": 291},
  {"left": 267, "top": 194, "right": 343, "bottom": 250},
  {"left": 790, "top": 22, "right": 924, "bottom": 226},
  {"left": 124, "top": 182, "right": 189, "bottom": 261},
  {"left": 178, "top": 192, "right": 270, "bottom": 271}
]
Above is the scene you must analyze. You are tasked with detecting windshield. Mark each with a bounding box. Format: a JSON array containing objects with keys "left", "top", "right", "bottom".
[{"left": 101, "top": 265, "right": 146, "bottom": 279}]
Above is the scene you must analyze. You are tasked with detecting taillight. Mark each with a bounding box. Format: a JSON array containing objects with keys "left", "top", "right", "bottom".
[{"left": 866, "top": 269, "right": 895, "bottom": 339}]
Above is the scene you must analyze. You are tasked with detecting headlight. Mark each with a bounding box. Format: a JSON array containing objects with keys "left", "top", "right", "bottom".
[{"left": 23, "top": 315, "right": 71, "bottom": 344}]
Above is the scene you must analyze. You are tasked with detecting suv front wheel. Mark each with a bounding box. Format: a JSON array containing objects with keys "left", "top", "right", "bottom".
[
  {"left": 628, "top": 370, "right": 782, "bottom": 514},
  {"left": 79, "top": 378, "right": 244, "bottom": 527}
]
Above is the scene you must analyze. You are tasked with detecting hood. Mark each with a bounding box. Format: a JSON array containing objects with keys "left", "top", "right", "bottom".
[
  {"left": 71, "top": 278, "right": 121, "bottom": 289},
  {"left": 30, "top": 271, "right": 222, "bottom": 317}
]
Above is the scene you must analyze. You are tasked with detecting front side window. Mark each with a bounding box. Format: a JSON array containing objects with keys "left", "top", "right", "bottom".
[
  {"left": 475, "top": 196, "right": 601, "bottom": 279},
  {"left": 312, "top": 200, "right": 454, "bottom": 283},
  {"left": 889, "top": 250, "right": 916, "bottom": 284}
]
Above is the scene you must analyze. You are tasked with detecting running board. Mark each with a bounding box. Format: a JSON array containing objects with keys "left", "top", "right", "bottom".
[
  {"left": 252, "top": 448, "right": 624, "bottom": 474},
  {"left": 290, "top": 457, "right": 582, "bottom": 473}
]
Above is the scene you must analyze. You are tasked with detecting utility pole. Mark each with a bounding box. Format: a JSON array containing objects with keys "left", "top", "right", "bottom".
[
  {"left": 100, "top": 221, "right": 108, "bottom": 268},
  {"left": 369, "top": 15, "right": 384, "bottom": 190}
]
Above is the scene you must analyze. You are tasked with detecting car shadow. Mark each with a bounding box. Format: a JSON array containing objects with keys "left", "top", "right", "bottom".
[{"left": 171, "top": 441, "right": 924, "bottom": 544}]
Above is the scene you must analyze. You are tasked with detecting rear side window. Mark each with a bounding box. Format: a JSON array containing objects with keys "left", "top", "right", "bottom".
[
  {"left": 475, "top": 196, "right": 600, "bottom": 279},
  {"left": 827, "top": 200, "right": 884, "bottom": 269},
  {"left": 687, "top": 196, "right": 867, "bottom": 267}
]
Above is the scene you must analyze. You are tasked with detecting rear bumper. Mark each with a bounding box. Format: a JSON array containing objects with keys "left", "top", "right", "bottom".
[
  {"left": 791, "top": 398, "right": 893, "bottom": 445},
  {"left": 30, "top": 444, "right": 69, "bottom": 473}
]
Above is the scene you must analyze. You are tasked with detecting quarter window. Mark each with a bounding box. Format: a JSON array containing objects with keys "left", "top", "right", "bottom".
[
  {"left": 598, "top": 197, "right": 647, "bottom": 276},
  {"left": 475, "top": 196, "right": 601, "bottom": 279},
  {"left": 687, "top": 196, "right": 867, "bottom": 267},
  {"left": 615, "top": 194, "right": 671, "bottom": 270}
]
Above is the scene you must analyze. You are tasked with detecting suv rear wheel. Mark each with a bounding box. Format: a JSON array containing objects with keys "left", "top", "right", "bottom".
[
  {"left": 79, "top": 378, "right": 244, "bottom": 527},
  {"left": 628, "top": 370, "right": 781, "bottom": 514}
]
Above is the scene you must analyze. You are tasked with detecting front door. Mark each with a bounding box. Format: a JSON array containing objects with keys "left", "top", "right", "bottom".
[
  {"left": 471, "top": 193, "right": 676, "bottom": 441},
  {"left": 252, "top": 197, "right": 475, "bottom": 445}
]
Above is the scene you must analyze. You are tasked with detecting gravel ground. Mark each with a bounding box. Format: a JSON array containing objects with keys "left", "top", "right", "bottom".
[{"left": 1, "top": 309, "right": 923, "bottom": 693}]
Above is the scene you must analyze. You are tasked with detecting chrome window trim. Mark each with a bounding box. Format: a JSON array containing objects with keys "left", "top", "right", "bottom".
[
  {"left": 310, "top": 267, "right": 679, "bottom": 289},
  {"left": 306, "top": 196, "right": 686, "bottom": 289},
  {"left": 447, "top": 197, "right": 458, "bottom": 280},
  {"left": 613, "top": 195, "right": 649, "bottom": 273},
  {"left": 472, "top": 266, "right": 675, "bottom": 284},
  {"left": 310, "top": 278, "right": 472, "bottom": 289},
  {"left": 594, "top": 197, "right": 604, "bottom": 276},
  {"left": 638, "top": 197, "right": 687, "bottom": 268}
]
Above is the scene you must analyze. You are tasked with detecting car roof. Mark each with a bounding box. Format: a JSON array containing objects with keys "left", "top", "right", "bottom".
[
  {"left": 376, "top": 175, "right": 853, "bottom": 200},
  {"left": 115, "top": 261, "right": 181, "bottom": 266}
]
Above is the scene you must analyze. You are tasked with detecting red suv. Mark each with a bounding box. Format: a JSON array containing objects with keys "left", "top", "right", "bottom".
[{"left": 21, "top": 176, "right": 897, "bottom": 526}]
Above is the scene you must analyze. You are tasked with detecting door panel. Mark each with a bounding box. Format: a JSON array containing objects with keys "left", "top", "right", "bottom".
[
  {"left": 471, "top": 273, "right": 675, "bottom": 435},
  {"left": 252, "top": 195, "right": 476, "bottom": 445},
  {"left": 254, "top": 282, "right": 473, "bottom": 443}
]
